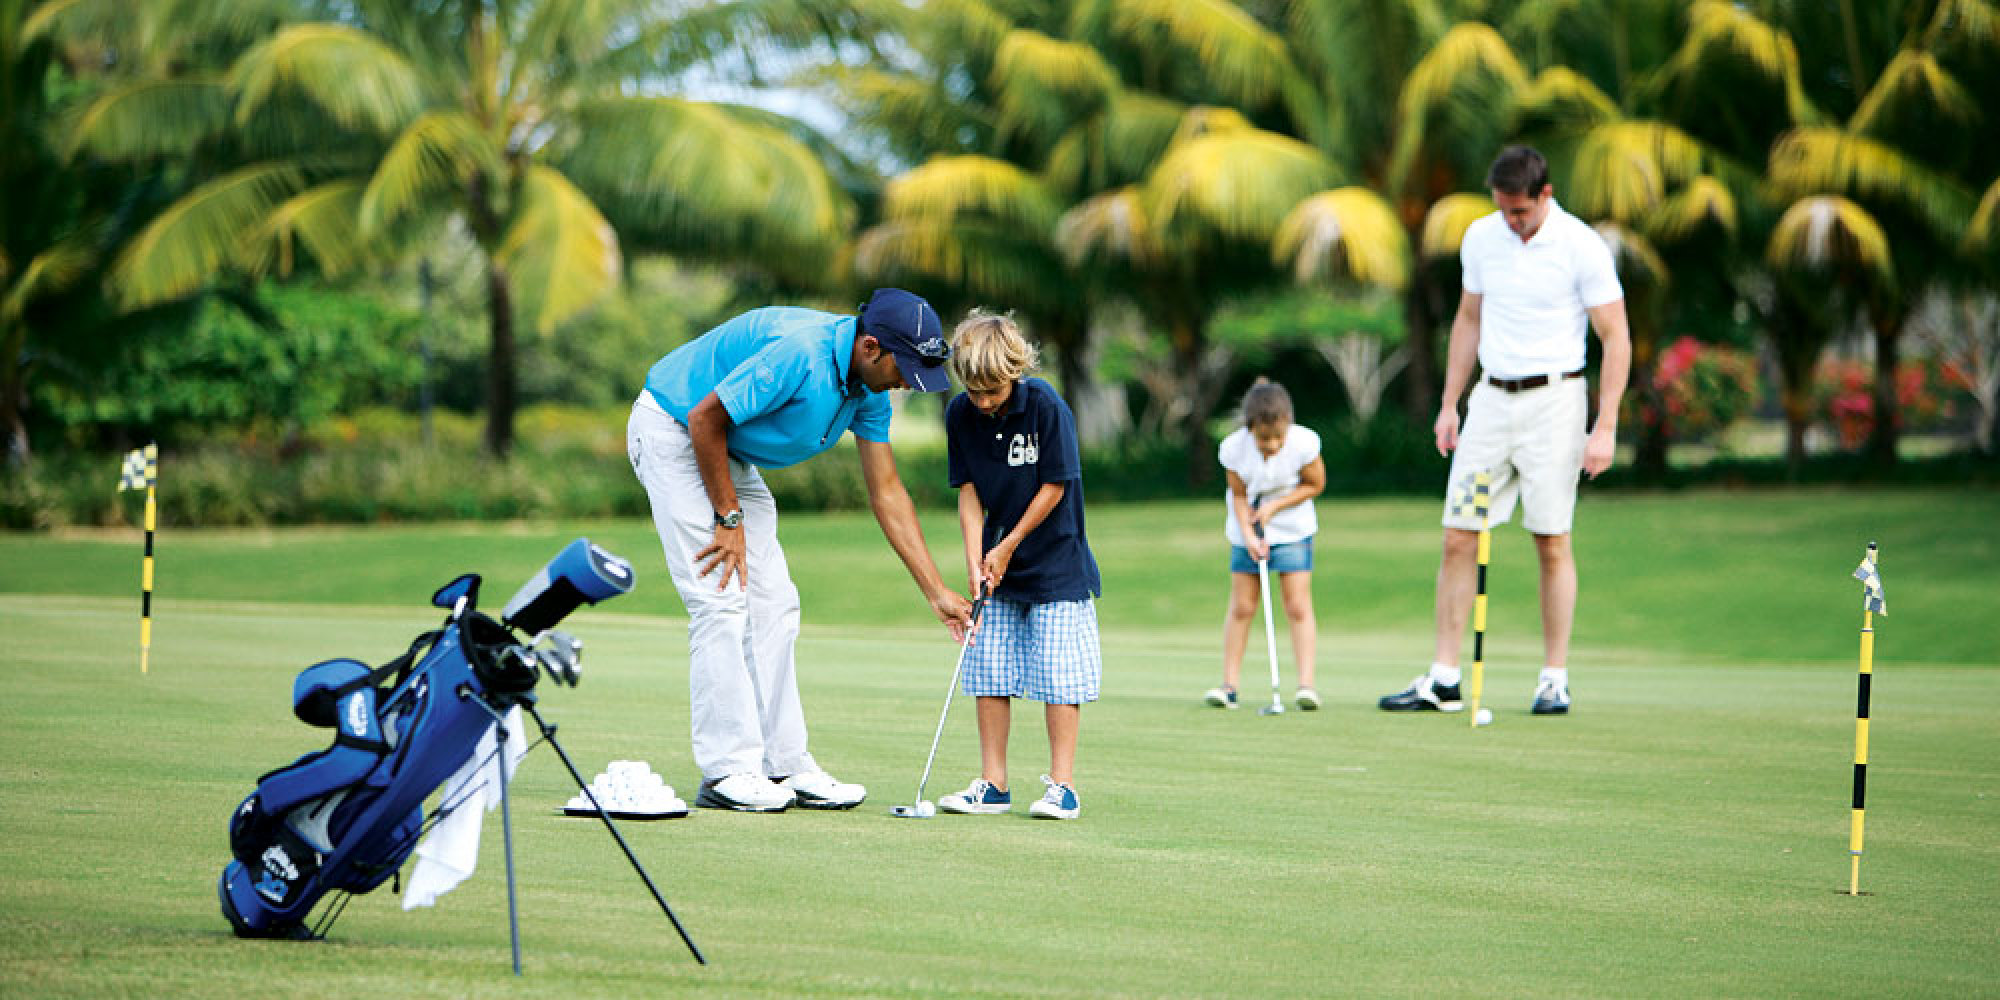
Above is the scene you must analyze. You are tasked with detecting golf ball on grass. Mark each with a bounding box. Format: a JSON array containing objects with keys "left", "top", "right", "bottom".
[
  {"left": 916, "top": 800, "right": 935, "bottom": 818},
  {"left": 1474, "top": 708, "right": 1493, "bottom": 726}
]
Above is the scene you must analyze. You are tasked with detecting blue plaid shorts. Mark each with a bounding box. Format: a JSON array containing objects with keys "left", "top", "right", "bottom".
[{"left": 960, "top": 597, "right": 1101, "bottom": 705}]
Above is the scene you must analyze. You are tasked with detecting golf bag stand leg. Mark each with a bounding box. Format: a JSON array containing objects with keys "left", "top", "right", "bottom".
[
  {"left": 467, "top": 694, "right": 525, "bottom": 976},
  {"left": 524, "top": 703, "right": 707, "bottom": 965}
]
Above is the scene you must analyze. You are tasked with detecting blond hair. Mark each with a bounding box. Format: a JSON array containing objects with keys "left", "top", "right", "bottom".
[{"left": 947, "top": 309, "right": 1039, "bottom": 388}]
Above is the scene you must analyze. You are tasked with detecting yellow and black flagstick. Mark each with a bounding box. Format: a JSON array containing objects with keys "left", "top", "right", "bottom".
[
  {"left": 118, "top": 444, "right": 158, "bottom": 674},
  {"left": 1848, "top": 541, "right": 1886, "bottom": 895},
  {"left": 1468, "top": 471, "right": 1491, "bottom": 727}
]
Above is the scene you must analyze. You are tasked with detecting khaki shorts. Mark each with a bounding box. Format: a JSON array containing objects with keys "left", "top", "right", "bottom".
[{"left": 1441, "top": 378, "right": 1588, "bottom": 536}]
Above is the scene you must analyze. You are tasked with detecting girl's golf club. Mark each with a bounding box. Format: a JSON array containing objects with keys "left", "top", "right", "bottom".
[
  {"left": 891, "top": 591, "right": 987, "bottom": 818},
  {"left": 1252, "top": 500, "right": 1283, "bottom": 716}
]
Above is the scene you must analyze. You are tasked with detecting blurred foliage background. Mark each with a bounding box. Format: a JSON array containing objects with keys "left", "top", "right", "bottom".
[{"left": 3, "top": 0, "right": 1998, "bottom": 527}]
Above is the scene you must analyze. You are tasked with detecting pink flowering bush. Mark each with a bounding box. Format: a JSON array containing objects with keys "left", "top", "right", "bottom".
[
  {"left": 1623, "top": 336, "right": 1759, "bottom": 442},
  {"left": 1814, "top": 358, "right": 1959, "bottom": 450}
]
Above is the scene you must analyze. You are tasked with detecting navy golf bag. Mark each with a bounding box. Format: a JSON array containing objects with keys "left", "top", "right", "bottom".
[{"left": 219, "top": 538, "right": 633, "bottom": 940}]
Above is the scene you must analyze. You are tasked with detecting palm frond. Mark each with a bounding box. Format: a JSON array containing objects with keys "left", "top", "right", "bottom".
[
  {"left": 242, "top": 179, "right": 369, "bottom": 279},
  {"left": 496, "top": 165, "right": 621, "bottom": 335},
  {"left": 1166, "top": 105, "right": 1255, "bottom": 145},
  {"left": 228, "top": 23, "right": 426, "bottom": 135},
  {"left": 1514, "top": 67, "right": 1619, "bottom": 132},
  {"left": 1767, "top": 127, "right": 1973, "bottom": 243},
  {"left": 990, "top": 30, "right": 1118, "bottom": 146},
  {"left": 1100, "top": 0, "right": 1300, "bottom": 110},
  {"left": 1849, "top": 49, "right": 1978, "bottom": 137},
  {"left": 852, "top": 219, "right": 1067, "bottom": 308},
  {"left": 358, "top": 111, "right": 501, "bottom": 235},
  {"left": 1419, "top": 192, "right": 1494, "bottom": 260},
  {"left": 1591, "top": 221, "right": 1668, "bottom": 289},
  {"left": 1965, "top": 176, "right": 2000, "bottom": 252},
  {"left": 62, "top": 78, "right": 228, "bottom": 161},
  {"left": 1924, "top": 0, "right": 2000, "bottom": 51},
  {"left": 1, "top": 233, "right": 97, "bottom": 323},
  {"left": 828, "top": 67, "right": 995, "bottom": 155},
  {"left": 1568, "top": 121, "right": 1707, "bottom": 222},
  {"left": 1045, "top": 90, "right": 1184, "bottom": 193},
  {"left": 1387, "top": 22, "right": 1527, "bottom": 190},
  {"left": 1057, "top": 187, "right": 1161, "bottom": 269},
  {"left": 109, "top": 161, "right": 306, "bottom": 308},
  {"left": 883, "top": 155, "right": 1063, "bottom": 234},
  {"left": 1765, "top": 195, "right": 1894, "bottom": 288},
  {"left": 1651, "top": 0, "right": 1816, "bottom": 125},
  {"left": 1145, "top": 130, "right": 1342, "bottom": 244},
  {"left": 1644, "top": 175, "right": 1738, "bottom": 244},
  {"left": 919, "top": 0, "right": 1016, "bottom": 58},
  {"left": 1273, "top": 187, "right": 1411, "bottom": 291},
  {"left": 557, "top": 97, "right": 851, "bottom": 261}
]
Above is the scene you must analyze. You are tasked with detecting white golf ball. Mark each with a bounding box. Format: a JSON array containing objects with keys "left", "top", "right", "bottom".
[
  {"left": 916, "top": 800, "right": 936, "bottom": 818},
  {"left": 1475, "top": 708, "right": 1494, "bottom": 726}
]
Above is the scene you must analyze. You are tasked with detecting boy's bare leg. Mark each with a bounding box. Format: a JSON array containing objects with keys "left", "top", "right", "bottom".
[
  {"left": 1278, "top": 570, "right": 1317, "bottom": 690},
  {"left": 1044, "top": 703, "right": 1079, "bottom": 786},
  {"left": 1221, "top": 572, "right": 1260, "bottom": 689},
  {"left": 976, "top": 696, "right": 1011, "bottom": 791}
]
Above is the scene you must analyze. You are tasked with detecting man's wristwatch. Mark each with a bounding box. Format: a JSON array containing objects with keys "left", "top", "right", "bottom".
[{"left": 715, "top": 508, "right": 743, "bottom": 529}]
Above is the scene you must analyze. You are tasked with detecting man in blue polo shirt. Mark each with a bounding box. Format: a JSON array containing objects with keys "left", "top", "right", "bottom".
[{"left": 627, "top": 288, "right": 975, "bottom": 813}]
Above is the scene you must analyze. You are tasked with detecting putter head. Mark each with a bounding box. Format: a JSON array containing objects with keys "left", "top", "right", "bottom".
[
  {"left": 1260, "top": 701, "right": 1285, "bottom": 716},
  {"left": 889, "top": 800, "right": 935, "bottom": 819}
]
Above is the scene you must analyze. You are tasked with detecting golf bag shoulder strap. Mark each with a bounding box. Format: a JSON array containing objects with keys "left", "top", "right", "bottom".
[{"left": 292, "top": 630, "right": 442, "bottom": 730}]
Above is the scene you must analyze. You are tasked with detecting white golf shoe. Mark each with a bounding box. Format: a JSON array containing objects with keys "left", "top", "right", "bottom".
[
  {"left": 695, "top": 773, "right": 794, "bottom": 813},
  {"left": 778, "top": 770, "right": 867, "bottom": 810}
]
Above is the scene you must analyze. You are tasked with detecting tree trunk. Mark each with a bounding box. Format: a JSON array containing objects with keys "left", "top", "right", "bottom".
[
  {"left": 1, "top": 322, "right": 29, "bottom": 468},
  {"left": 1402, "top": 262, "right": 1443, "bottom": 422},
  {"left": 1864, "top": 311, "right": 1903, "bottom": 468},
  {"left": 1781, "top": 382, "right": 1811, "bottom": 479},
  {"left": 1632, "top": 362, "right": 1670, "bottom": 483},
  {"left": 483, "top": 260, "right": 517, "bottom": 459}
]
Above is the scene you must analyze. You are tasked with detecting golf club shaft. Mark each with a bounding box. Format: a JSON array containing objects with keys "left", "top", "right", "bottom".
[
  {"left": 1469, "top": 472, "right": 1491, "bottom": 727},
  {"left": 1258, "top": 558, "right": 1281, "bottom": 705},
  {"left": 915, "top": 596, "right": 986, "bottom": 803}
]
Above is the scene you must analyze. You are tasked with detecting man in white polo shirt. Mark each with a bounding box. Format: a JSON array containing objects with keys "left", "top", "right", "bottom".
[{"left": 1379, "top": 145, "right": 1630, "bottom": 716}]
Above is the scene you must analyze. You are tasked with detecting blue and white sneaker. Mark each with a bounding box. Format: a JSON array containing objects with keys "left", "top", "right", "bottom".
[
  {"left": 938, "top": 779, "right": 1011, "bottom": 815},
  {"left": 1028, "top": 775, "right": 1079, "bottom": 820},
  {"left": 1531, "top": 680, "right": 1571, "bottom": 715}
]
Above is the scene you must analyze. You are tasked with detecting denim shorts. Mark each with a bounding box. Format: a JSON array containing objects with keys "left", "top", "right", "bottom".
[{"left": 1230, "top": 537, "right": 1314, "bottom": 574}]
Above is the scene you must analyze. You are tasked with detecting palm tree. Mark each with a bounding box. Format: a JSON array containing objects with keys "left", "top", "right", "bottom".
[
  {"left": 1272, "top": 185, "right": 1413, "bottom": 430},
  {"left": 49, "top": 0, "right": 860, "bottom": 458}
]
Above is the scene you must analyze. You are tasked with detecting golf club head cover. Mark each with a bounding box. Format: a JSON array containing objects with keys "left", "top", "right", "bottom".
[{"left": 501, "top": 538, "right": 634, "bottom": 636}]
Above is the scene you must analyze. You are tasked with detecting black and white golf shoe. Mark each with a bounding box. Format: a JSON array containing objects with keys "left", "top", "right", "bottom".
[
  {"left": 775, "top": 770, "right": 866, "bottom": 810},
  {"left": 1378, "top": 674, "right": 1464, "bottom": 712},
  {"left": 1531, "top": 681, "right": 1571, "bottom": 715},
  {"left": 696, "top": 773, "right": 793, "bottom": 812}
]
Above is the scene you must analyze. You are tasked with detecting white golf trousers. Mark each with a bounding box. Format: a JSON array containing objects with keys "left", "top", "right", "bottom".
[{"left": 628, "top": 394, "right": 812, "bottom": 780}]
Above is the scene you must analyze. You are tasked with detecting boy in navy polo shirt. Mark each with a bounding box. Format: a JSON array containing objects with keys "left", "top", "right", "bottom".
[{"left": 936, "top": 311, "right": 1102, "bottom": 821}]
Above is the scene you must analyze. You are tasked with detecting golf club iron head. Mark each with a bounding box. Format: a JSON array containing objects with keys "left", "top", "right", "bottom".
[{"left": 534, "top": 630, "right": 583, "bottom": 686}]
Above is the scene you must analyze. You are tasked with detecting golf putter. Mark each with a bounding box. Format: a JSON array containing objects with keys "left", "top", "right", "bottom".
[
  {"left": 891, "top": 589, "right": 988, "bottom": 818},
  {"left": 1253, "top": 499, "right": 1284, "bottom": 716}
]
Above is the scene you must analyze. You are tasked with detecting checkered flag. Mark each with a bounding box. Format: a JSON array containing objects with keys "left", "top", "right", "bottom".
[
  {"left": 1448, "top": 470, "right": 1491, "bottom": 521},
  {"left": 118, "top": 445, "right": 155, "bottom": 491},
  {"left": 1853, "top": 546, "right": 1886, "bottom": 616}
]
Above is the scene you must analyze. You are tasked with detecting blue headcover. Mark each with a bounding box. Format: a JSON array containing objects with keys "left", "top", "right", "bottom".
[{"left": 500, "top": 538, "right": 634, "bottom": 636}]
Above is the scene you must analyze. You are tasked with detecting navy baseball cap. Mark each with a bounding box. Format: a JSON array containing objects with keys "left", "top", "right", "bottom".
[{"left": 859, "top": 288, "right": 951, "bottom": 392}]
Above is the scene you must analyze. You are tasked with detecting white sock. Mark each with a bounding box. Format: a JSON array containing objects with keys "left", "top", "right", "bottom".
[
  {"left": 1430, "top": 663, "right": 1463, "bottom": 686},
  {"left": 1539, "top": 667, "right": 1569, "bottom": 689}
]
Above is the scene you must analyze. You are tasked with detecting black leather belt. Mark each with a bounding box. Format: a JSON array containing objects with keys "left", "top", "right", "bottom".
[{"left": 1487, "top": 369, "right": 1585, "bottom": 392}]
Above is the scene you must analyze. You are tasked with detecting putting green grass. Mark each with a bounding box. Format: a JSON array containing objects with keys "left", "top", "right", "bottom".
[{"left": 1, "top": 493, "right": 1996, "bottom": 997}]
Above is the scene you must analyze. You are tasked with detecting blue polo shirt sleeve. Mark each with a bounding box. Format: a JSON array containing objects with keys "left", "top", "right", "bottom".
[
  {"left": 1035, "top": 386, "right": 1082, "bottom": 485},
  {"left": 851, "top": 392, "right": 892, "bottom": 444},
  {"left": 945, "top": 393, "right": 972, "bottom": 488},
  {"left": 712, "top": 337, "right": 813, "bottom": 427}
]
